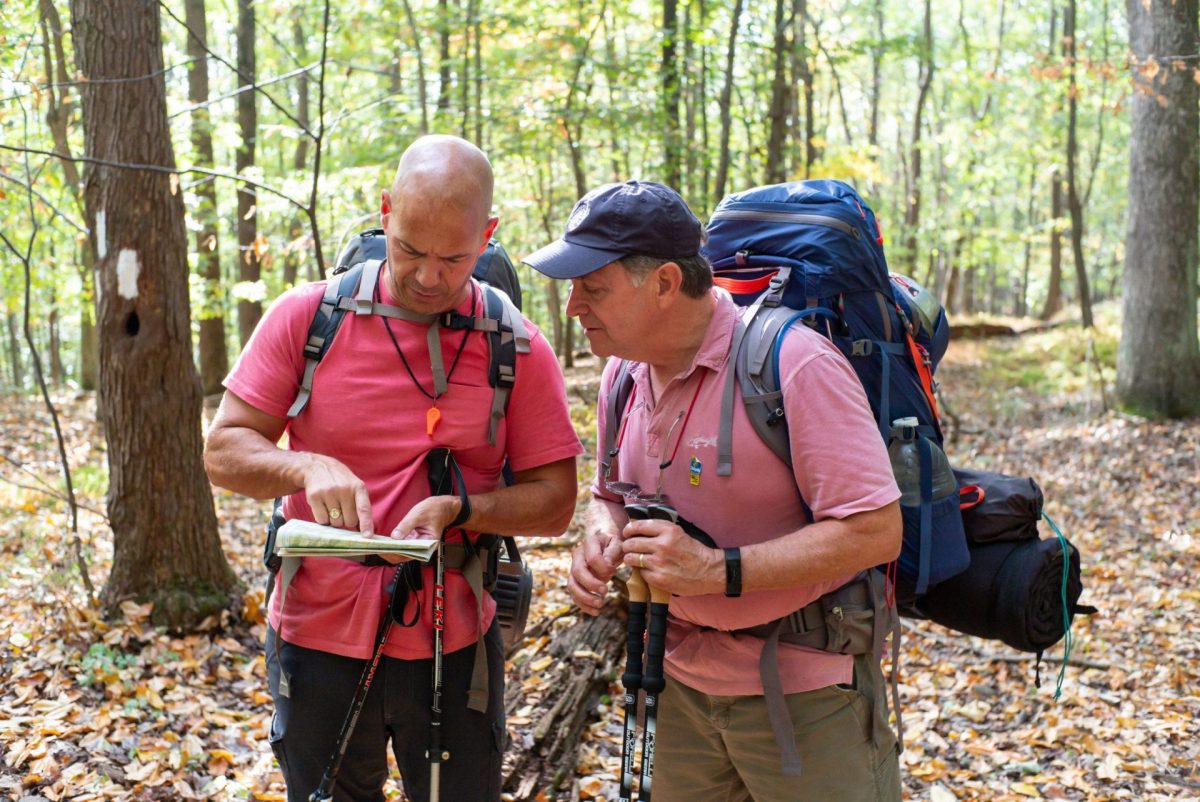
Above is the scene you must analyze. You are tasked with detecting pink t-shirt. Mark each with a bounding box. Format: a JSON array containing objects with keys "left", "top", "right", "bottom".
[
  {"left": 226, "top": 275, "right": 582, "bottom": 660},
  {"left": 594, "top": 290, "right": 899, "bottom": 695}
]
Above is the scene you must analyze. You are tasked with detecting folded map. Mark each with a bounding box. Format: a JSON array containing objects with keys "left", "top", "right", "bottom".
[{"left": 275, "top": 519, "right": 438, "bottom": 562}]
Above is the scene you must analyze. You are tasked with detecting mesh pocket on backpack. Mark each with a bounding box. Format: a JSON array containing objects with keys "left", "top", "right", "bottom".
[{"left": 897, "top": 493, "right": 970, "bottom": 593}]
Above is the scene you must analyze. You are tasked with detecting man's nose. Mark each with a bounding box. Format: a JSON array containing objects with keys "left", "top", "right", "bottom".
[
  {"left": 413, "top": 261, "right": 441, "bottom": 288},
  {"left": 565, "top": 284, "right": 584, "bottom": 317}
]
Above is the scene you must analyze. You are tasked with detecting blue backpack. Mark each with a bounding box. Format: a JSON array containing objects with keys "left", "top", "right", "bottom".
[{"left": 702, "top": 179, "right": 967, "bottom": 599}]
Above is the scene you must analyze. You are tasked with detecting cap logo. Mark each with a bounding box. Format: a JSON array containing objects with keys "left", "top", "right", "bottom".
[{"left": 567, "top": 200, "right": 590, "bottom": 232}]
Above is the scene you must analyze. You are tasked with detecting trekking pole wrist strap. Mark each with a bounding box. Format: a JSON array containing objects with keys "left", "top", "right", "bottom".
[
  {"left": 448, "top": 491, "right": 471, "bottom": 530},
  {"left": 724, "top": 547, "right": 742, "bottom": 597}
]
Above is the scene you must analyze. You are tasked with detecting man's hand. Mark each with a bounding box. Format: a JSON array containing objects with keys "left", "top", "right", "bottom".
[
  {"left": 621, "top": 519, "right": 724, "bottom": 597},
  {"left": 569, "top": 532, "right": 623, "bottom": 615},
  {"left": 301, "top": 454, "right": 373, "bottom": 533}
]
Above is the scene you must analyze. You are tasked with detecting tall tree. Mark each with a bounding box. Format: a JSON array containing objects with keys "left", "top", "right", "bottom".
[
  {"left": 185, "top": 0, "right": 228, "bottom": 395},
  {"left": 764, "top": 0, "right": 791, "bottom": 184},
  {"left": 1063, "top": 0, "right": 1093, "bottom": 327},
  {"left": 1118, "top": 0, "right": 1200, "bottom": 417},
  {"left": 68, "top": 0, "right": 240, "bottom": 624},
  {"left": 794, "top": 0, "right": 816, "bottom": 177},
  {"left": 903, "top": 0, "right": 934, "bottom": 274},
  {"left": 38, "top": 0, "right": 98, "bottom": 391},
  {"left": 1041, "top": 8, "right": 1065, "bottom": 320},
  {"left": 662, "top": 0, "right": 683, "bottom": 189},
  {"left": 713, "top": 0, "right": 744, "bottom": 203},
  {"left": 236, "top": 0, "right": 262, "bottom": 345}
]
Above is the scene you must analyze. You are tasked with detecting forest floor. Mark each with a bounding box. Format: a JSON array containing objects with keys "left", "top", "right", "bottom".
[{"left": 1, "top": 314, "right": 1198, "bottom": 801}]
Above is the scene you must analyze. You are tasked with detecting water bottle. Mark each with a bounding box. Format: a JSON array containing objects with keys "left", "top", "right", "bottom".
[{"left": 888, "top": 417, "right": 956, "bottom": 505}]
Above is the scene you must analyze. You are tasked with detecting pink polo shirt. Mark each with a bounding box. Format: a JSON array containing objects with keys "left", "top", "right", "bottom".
[
  {"left": 226, "top": 274, "right": 582, "bottom": 660},
  {"left": 594, "top": 289, "right": 899, "bottom": 695}
]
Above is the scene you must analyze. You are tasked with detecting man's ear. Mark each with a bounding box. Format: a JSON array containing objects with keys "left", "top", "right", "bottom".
[
  {"left": 380, "top": 190, "right": 392, "bottom": 225},
  {"left": 655, "top": 261, "right": 684, "bottom": 305},
  {"left": 480, "top": 216, "right": 500, "bottom": 251}
]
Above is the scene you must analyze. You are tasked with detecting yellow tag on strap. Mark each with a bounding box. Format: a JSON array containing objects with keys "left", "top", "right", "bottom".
[{"left": 426, "top": 406, "right": 442, "bottom": 437}]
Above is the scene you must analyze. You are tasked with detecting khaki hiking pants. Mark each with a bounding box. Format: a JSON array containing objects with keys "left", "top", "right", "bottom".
[{"left": 652, "top": 679, "right": 900, "bottom": 802}]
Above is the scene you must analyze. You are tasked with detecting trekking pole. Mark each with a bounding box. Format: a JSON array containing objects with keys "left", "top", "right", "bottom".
[
  {"left": 619, "top": 550, "right": 649, "bottom": 802},
  {"left": 428, "top": 528, "right": 447, "bottom": 802},
  {"left": 309, "top": 565, "right": 405, "bottom": 802},
  {"left": 636, "top": 504, "right": 677, "bottom": 802}
]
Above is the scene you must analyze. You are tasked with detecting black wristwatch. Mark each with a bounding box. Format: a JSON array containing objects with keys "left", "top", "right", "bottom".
[{"left": 723, "top": 547, "right": 742, "bottom": 598}]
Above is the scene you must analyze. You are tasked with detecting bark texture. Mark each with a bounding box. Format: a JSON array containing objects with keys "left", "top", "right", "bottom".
[
  {"left": 69, "top": 0, "right": 240, "bottom": 625},
  {"left": 1118, "top": 0, "right": 1200, "bottom": 417}
]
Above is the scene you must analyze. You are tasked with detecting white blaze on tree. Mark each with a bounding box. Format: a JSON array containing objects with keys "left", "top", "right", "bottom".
[
  {"left": 96, "top": 208, "right": 107, "bottom": 258},
  {"left": 116, "top": 249, "right": 140, "bottom": 299}
]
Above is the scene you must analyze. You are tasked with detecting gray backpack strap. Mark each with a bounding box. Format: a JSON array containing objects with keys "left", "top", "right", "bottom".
[
  {"left": 477, "top": 284, "right": 531, "bottom": 446},
  {"left": 287, "top": 269, "right": 360, "bottom": 419},
  {"left": 601, "top": 360, "right": 637, "bottom": 483},
  {"left": 273, "top": 555, "right": 302, "bottom": 697}
]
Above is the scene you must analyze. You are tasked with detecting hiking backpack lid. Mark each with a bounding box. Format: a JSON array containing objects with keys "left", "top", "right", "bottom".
[
  {"left": 703, "top": 179, "right": 891, "bottom": 305},
  {"left": 334, "top": 228, "right": 523, "bottom": 312}
]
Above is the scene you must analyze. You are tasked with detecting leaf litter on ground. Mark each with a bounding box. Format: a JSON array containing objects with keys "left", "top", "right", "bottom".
[{"left": 0, "top": 321, "right": 1196, "bottom": 800}]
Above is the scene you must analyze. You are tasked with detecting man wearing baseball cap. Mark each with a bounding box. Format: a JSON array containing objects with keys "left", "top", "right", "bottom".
[{"left": 526, "top": 181, "right": 901, "bottom": 801}]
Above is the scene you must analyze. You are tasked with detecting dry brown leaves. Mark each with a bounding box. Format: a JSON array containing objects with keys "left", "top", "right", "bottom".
[{"left": 0, "top": 336, "right": 1196, "bottom": 800}]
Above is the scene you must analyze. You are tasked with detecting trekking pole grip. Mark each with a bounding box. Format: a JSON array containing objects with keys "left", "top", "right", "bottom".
[{"left": 642, "top": 586, "right": 670, "bottom": 695}]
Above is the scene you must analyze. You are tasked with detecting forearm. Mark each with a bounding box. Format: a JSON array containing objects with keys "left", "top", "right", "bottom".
[
  {"left": 739, "top": 502, "right": 901, "bottom": 593},
  {"left": 204, "top": 426, "right": 311, "bottom": 500},
  {"left": 458, "top": 457, "right": 578, "bottom": 536}
]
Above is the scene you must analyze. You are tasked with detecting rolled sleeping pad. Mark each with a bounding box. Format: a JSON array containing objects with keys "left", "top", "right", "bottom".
[
  {"left": 913, "top": 536, "right": 1088, "bottom": 653},
  {"left": 954, "top": 467, "right": 1044, "bottom": 544}
]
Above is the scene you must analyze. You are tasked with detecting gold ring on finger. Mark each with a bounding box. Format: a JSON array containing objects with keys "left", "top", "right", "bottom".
[
  {"left": 329, "top": 507, "right": 342, "bottom": 521},
  {"left": 638, "top": 553, "right": 645, "bottom": 569}
]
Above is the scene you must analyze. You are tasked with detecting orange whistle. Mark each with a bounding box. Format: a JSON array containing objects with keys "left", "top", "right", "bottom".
[{"left": 426, "top": 406, "right": 442, "bottom": 437}]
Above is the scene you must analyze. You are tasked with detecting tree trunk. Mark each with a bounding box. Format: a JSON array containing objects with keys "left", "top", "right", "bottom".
[
  {"left": 472, "top": 0, "right": 483, "bottom": 146},
  {"left": 48, "top": 290, "right": 65, "bottom": 385},
  {"left": 1019, "top": 165, "right": 1036, "bottom": 317},
  {"left": 401, "top": 0, "right": 429, "bottom": 134},
  {"left": 186, "top": 0, "right": 228, "bottom": 397},
  {"left": 1041, "top": 167, "right": 1064, "bottom": 320},
  {"left": 236, "top": 0, "right": 262, "bottom": 346},
  {"left": 662, "top": 0, "right": 682, "bottom": 189},
  {"left": 1117, "top": 0, "right": 1200, "bottom": 417},
  {"left": 436, "top": 0, "right": 452, "bottom": 114},
  {"left": 904, "top": 0, "right": 934, "bottom": 274},
  {"left": 795, "top": 0, "right": 816, "bottom": 176},
  {"left": 1063, "top": 0, "right": 1093, "bottom": 328},
  {"left": 69, "top": 0, "right": 240, "bottom": 626},
  {"left": 713, "top": 0, "right": 744, "bottom": 204},
  {"left": 286, "top": 15, "right": 310, "bottom": 288},
  {"left": 764, "top": 0, "right": 790, "bottom": 184},
  {"left": 38, "top": 0, "right": 98, "bottom": 391},
  {"left": 6, "top": 313, "right": 23, "bottom": 389}
]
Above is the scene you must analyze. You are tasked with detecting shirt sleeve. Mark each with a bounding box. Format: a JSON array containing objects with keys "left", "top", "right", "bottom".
[
  {"left": 501, "top": 322, "right": 584, "bottom": 473},
  {"left": 777, "top": 327, "right": 901, "bottom": 520},
  {"left": 223, "top": 283, "right": 326, "bottom": 419}
]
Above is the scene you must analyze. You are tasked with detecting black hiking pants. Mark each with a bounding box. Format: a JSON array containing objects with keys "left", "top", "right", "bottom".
[{"left": 265, "top": 622, "right": 505, "bottom": 802}]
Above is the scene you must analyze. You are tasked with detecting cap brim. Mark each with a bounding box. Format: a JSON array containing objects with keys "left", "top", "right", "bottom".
[{"left": 523, "top": 238, "right": 626, "bottom": 279}]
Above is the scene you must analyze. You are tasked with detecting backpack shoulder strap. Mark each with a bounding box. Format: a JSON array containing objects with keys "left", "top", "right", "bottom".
[
  {"left": 478, "top": 283, "right": 531, "bottom": 445},
  {"left": 286, "top": 260, "right": 375, "bottom": 418},
  {"left": 600, "top": 359, "right": 637, "bottom": 484}
]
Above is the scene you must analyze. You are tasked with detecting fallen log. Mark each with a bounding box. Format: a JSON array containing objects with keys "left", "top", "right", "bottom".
[{"left": 502, "top": 597, "right": 626, "bottom": 801}]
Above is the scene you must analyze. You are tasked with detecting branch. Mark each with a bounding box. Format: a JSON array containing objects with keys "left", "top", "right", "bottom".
[
  {"left": 157, "top": 0, "right": 313, "bottom": 139},
  {"left": 0, "top": 143, "right": 310, "bottom": 214},
  {"left": 167, "top": 61, "right": 320, "bottom": 122},
  {"left": 0, "top": 473, "right": 109, "bottom": 522},
  {"left": 0, "top": 169, "right": 88, "bottom": 234},
  {"left": 306, "top": 0, "right": 333, "bottom": 276}
]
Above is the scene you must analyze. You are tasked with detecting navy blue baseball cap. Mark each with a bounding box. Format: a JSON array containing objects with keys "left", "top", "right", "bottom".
[{"left": 524, "top": 180, "right": 703, "bottom": 279}]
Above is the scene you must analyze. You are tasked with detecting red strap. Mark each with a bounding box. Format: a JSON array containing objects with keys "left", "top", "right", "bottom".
[
  {"left": 903, "top": 328, "right": 940, "bottom": 421},
  {"left": 959, "top": 484, "right": 985, "bottom": 511},
  {"left": 713, "top": 272, "right": 777, "bottom": 295}
]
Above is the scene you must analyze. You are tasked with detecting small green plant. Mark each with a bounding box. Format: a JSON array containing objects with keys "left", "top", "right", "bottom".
[{"left": 78, "top": 642, "right": 138, "bottom": 687}]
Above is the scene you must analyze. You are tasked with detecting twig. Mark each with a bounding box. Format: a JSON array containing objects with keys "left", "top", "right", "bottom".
[
  {"left": 0, "top": 142, "right": 304, "bottom": 211},
  {"left": 0, "top": 474, "right": 109, "bottom": 521},
  {"left": 0, "top": 95, "right": 96, "bottom": 606}
]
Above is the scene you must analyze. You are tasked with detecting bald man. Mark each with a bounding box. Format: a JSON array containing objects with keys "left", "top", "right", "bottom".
[{"left": 205, "top": 135, "right": 581, "bottom": 801}]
